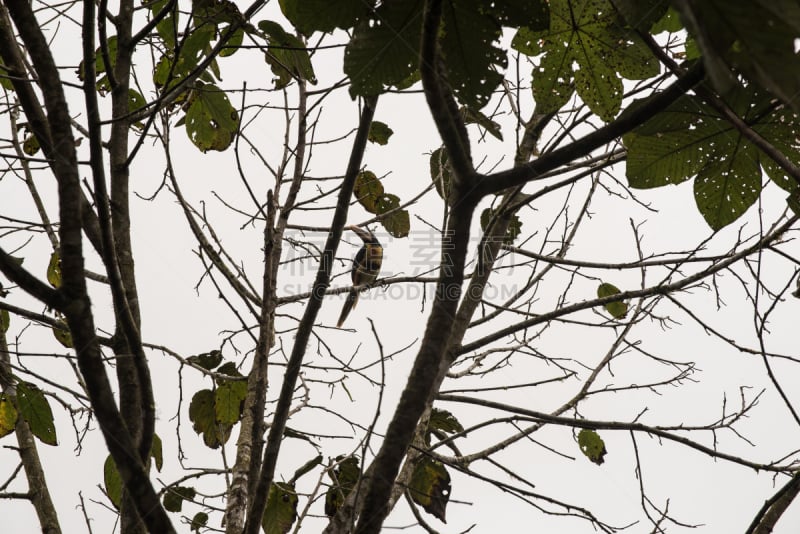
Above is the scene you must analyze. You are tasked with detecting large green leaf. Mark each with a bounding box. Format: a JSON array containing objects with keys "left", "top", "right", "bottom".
[
  {"left": 262, "top": 482, "right": 298, "bottom": 534},
  {"left": 214, "top": 380, "right": 247, "bottom": 425},
  {"left": 577, "top": 429, "right": 607, "bottom": 465},
  {"left": 163, "top": 485, "right": 196, "bottom": 512},
  {"left": 259, "top": 20, "right": 317, "bottom": 88},
  {"left": 184, "top": 82, "right": 240, "bottom": 152},
  {"left": 280, "top": 0, "right": 372, "bottom": 35},
  {"left": 625, "top": 87, "right": 800, "bottom": 229},
  {"left": 188, "top": 388, "right": 233, "bottom": 448},
  {"left": 512, "top": 0, "right": 659, "bottom": 121},
  {"left": 597, "top": 282, "right": 628, "bottom": 319},
  {"left": 409, "top": 458, "right": 451, "bottom": 522},
  {"left": 16, "top": 382, "right": 56, "bottom": 445}
]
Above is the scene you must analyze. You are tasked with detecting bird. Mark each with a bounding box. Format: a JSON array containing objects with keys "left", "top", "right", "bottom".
[{"left": 337, "top": 225, "right": 383, "bottom": 327}]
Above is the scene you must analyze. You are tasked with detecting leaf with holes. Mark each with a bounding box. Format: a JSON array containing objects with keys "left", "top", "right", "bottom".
[
  {"left": 262, "top": 482, "right": 298, "bottom": 534},
  {"left": 409, "top": 457, "right": 451, "bottom": 522},
  {"left": 184, "top": 82, "right": 240, "bottom": 152},
  {"left": 512, "top": 0, "right": 658, "bottom": 121},
  {"left": 578, "top": 429, "right": 607, "bottom": 465},
  {"left": 16, "top": 382, "right": 56, "bottom": 445},
  {"left": 368, "top": 121, "right": 394, "bottom": 145},
  {"left": 597, "top": 283, "right": 627, "bottom": 319},
  {"left": 354, "top": 171, "right": 384, "bottom": 213}
]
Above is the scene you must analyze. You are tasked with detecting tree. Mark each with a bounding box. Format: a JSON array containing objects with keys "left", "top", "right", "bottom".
[{"left": 0, "top": 0, "right": 799, "bottom": 533}]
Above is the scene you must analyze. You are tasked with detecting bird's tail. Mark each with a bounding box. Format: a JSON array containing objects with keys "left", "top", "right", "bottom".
[{"left": 337, "top": 288, "right": 359, "bottom": 327}]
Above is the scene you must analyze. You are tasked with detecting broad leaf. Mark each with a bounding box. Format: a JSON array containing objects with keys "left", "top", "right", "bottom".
[
  {"left": 259, "top": 20, "right": 317, "bottom": 88},
  {"left": 281, "top": 0, "right": 372, "bottom": 35},
  {"left": 46, "top": 251, "right": 61, "bottom": 288},
  {"left": 188, "top": 388, "right": 232, "bottom": 448},
  {"left": 214, "top": 380, "right": 247, "bottom": 425},
  {"left": 262, "top": 482, "right": 298, "bottom": 534},
  {"left": 578, "top": 429, "right": 607, "bottom": 465},
  {"left": 625, "top": 87, "right": 800, "bottom": 229},
  {"left": 184, "top": 82, "right": 240, "bottom": 152},
  {"left": 426, "top": 408, "right": 464, "bottom": 446},
  {"left": 513, "top": 0, "right": 659, "bottom": 121},
  {"left": 52, "top": 320, "right": 73, "bottom": 349},
  {"left": 190, "top": 512, "right": 208, "bottom": 532},
  {"left": 163, "top": 485, "right": 196, "bottom": 512},
  {"left": 16, "top": 381, "right": 57, "bottom": 445},
  {"left": 354, "top": 171, "right": 384, "bottom": 213},
  {"left": 187, "top": 349, "right": 223, "bottom": 370},
  {"left": 368, "top": 121, "right": 394, "bottom": 145},
  {"left": 597, "top": 282, "right": 627, "bottom": 319},
  {"left": 409, "top": 458, "right": 451, "bottom": 522}
]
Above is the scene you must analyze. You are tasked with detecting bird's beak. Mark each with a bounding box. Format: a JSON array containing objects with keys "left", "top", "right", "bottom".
[{"left": 349, "top": 225, "right": 373, "bottom": 243}]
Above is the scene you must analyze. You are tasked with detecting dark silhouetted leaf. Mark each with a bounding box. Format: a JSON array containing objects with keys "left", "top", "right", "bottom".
[
  {"left": 164, "top": 485, "right": 196, "bottom": 512},
  {"left": 480, "top": 208, "right": 522, "bottom": 244},
  {"left": 187, "top": 350, "right": 223, "bottom": 370},
  {"left": 190, "top": 512, "right": 208, "bottom": 532},
  {"left": 151, "top": 433, "right": 163, "bottom": 472},
  {"left": 325, "top": 455, "right": 360, "bottom": 517},
  {"left": 0, "top": 309, "right": 9, "bottom": 334}
]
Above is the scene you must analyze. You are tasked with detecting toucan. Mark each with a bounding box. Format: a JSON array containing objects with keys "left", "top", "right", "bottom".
[{"left": 337, "top": 225, "right": 383, "bottom": 327}]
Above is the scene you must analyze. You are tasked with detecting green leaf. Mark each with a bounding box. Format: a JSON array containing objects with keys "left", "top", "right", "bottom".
[
  {"left": 597, "top": 283, "right": 628, "bottom": 319},
  {"left": 292, "top": 454, "right": 323, "bottom": 483},
  {"left": 188, "top": 388, "right": 232, "bottom": 449},
  {"left": 577, "top": 428, "right": 607, "bottom": 465},
  {"left": 674, "top": 0, "right": 800, "bottom": 110},
  {"left": 426, "top": 408, "right": 464, "bottom": 446},
  {"left": 280, "top": 0, "right": 372, "bottom": 35},
  {"left": 187, "top": 350, "right": 223, "bottom": 370},
  {"left": 190, "top": 512, "right": 208, "bottom": 532},
  {"left": 52, "top": 320, "right": 73, "bottom": 349},
  {"left": 788, "top": 188, "right": 800, "bottom": 216},
  {"left": 46, "top": 251, "right": 61, "bottom": 288},
  {"left": 0, "top": 308, "right": 9, "bottom": 334},
  {"left": 16, "top": 382, "right": 56, "bottom": 445},
  {"left": 184, "top": 82, "right": 240, "bottom": 152},
  {"left": 649, "top": 6, "right": 683, "bottom": 34},
  {"left": 214, "top": 380, "right": 247, "bottom": 425},
  {"left": 429, "top": 147, "right": 453, "bottom": 201},
  {"left": 216, "top": 361, "right": 242, "bottom": 380},
  {"left": 262, "top": 482, "right": 298, "bottom": 534},
  {"left": 151, "top": 433, "right": 163, "bottom": 472},
  {"left": 325, "top": 456, "right": 360, "bottom": 517},
  {"left": 104, "top": 455, "right": 122, "bottom": 509},
  {"left": 259, "top": 20, "right": 317, "bottom": 89},
  {"left": 23, "top": 134, "right": 40, "bottom": 156},
  {"left": 513, "top": 0, "right": 659, "bottom": 121},
  {"left": 625, "top": 87, "right": 798, "bottom": 229},
  {"left": 375, "top": 194, "right": 410, "bottom": 238},
  {"left": 610, "top": 0, "right": 670, "bottom": 32},
  {"left": 147, "top": 0, "right": 179, "bottom": 49},
  {"left": 367, "top": 121, "right": 394, "bottom": 145},
  {"left": 354, "top": 171, "right": 385, "bottom": 213},
  {"left": 163, "top": 485, "right": 196, "bottom": 512},
  {"left": 0, "top": 394, "right": 18, "bottom": 438},
  {"left": 480, "top": 208, "right": 522, "bottom": 244},
  {"left": 344, "top": 0, "right": 423, "bottom": 98},
  {"left": 409, "top": 458, "right": 451, "bottom": 522}
]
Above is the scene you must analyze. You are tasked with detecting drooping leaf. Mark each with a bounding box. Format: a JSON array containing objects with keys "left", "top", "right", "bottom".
[
  {"left": 354, "top": 171, "right": 385, "bottom": 213},
  {"left": 374, "top": 193, "right": 410, "bottom": 238},
  {"left": 512, "top": 0, "right": 659, "bottom": 121},
  {"left": 368, "top": 121, "right": 394, "bottom": 145},
  {"left": 577, "top": 428, "right": 607, "bottom": 465},
  {"left": 103, "top": 455, "right": 122, "bottom": 509},
  {"left": 596, "top": 282, "right": 628, "bottom": 319},
  {"left": 190, "top": 512, "right": 209, "bottom": 532},
  {"left": 188, "top": 388, "right": 232, "bottom": 448},
  {"left": 184, "top": 81, "right": 240, "bottom": 152},
  {"left": 0, "top": 394, "right": 18, "bottom": 438},
  {"left": 480, "top": 208, "right": 522, "bottom": 244},
  {"left": 214, "top": 379, "right": 247, "bottom": 425},
  {"left": 429, "top": 147, "right": 453, "bottom": 201},
  {"left": 151, "top": 433, "right": 163, "bottom": 472},
  {"left": 46, "top": 251, "right": 61, "bottom": 288},
  {"left": 147, "top": 0, "right": 179, "bottom": 49},
  {"left": 292, "top": 454, "right": 323, "bottom": 483},
  {"left": 409, "top": 458, "right": 451, "bottom": 522},
  {"left": 52, "top": 320, "right": 73, "bottom": 349},
  {"left": 16, "top": 381, "right": 56, "bottom": 445},
  {"left": 163, "top": 485, "right": 196, "bottom": 512},
  {"left": 259, "top": 20, "right": 317, "bottom": 88},
  {"left": 325, "top": 455, "right": 360, "bottom": 517},
  {"left": 426, "top": 408, "right": 464, "bottom": 446},
  {"left": 262, "top": 482, "right": 298, "bottom": 534},
  {"left": 187, "top": 349, "right": 223, "bottom": 370},
  {"left": 462, "top": 106, "right": 503, "bottom": 141}
]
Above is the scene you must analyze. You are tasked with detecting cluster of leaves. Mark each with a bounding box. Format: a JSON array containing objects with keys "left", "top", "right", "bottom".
[
  {"left": 0, "top": 381, "right": 57, "bottom": 446},
  {"left": 353, "top": 170, "right": 410, "bottom": 238}
]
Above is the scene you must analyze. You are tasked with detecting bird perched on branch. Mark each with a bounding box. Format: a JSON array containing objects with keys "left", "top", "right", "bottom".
[{"left": 337, "top": 225, "right": 383, "bottom": 327}]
